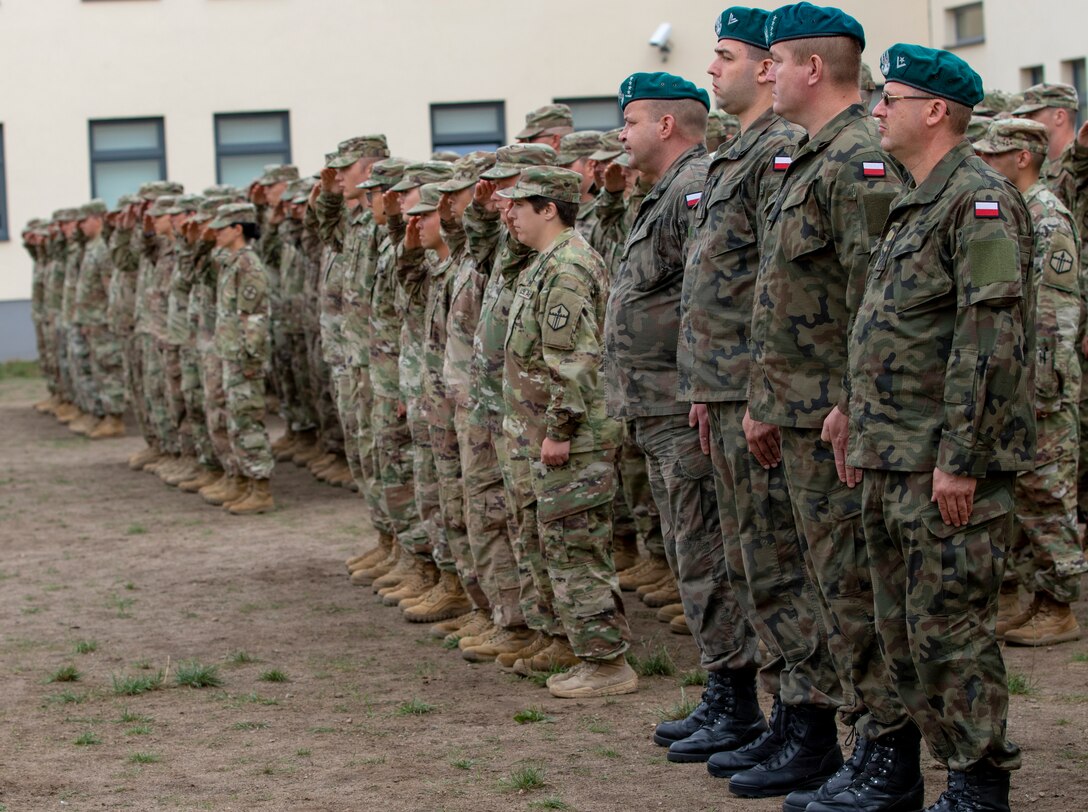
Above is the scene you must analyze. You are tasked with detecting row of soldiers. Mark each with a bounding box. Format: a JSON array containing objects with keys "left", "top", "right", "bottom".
[{"left": 22, "top": 3, "right": 1088, "bottom": 810}]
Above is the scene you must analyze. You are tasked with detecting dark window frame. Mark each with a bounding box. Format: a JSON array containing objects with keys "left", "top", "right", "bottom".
[
  {"left": 430, "top": 101, "right": 506, "bottom": 153},
  {"left": 1067, "top": 58, "right": 1087, "bottom": 129},
  {"left": 0, "top": 125, "right": 8, "bottom": 241},
  {"left": 88, "top": 116, "right": 167, "bottom": 200},
  {"left": 553, "top": 96, "right": 624, "bottom": 132},
  {"left": 213, "top": 110, "right": 292, "bottom": 184},
  {"left": 948, "top": 2, "right": 985, "bottom": 47}
]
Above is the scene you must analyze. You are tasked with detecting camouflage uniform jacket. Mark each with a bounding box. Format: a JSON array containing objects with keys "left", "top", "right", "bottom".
[
  {"left": 166, "top": 241, "right": 199, "bottom": 346},
  {"left": 60, "top": 238, "right": 84, "bottom": 326},
  {"left": 1042, "top": 142, "right": 1076, "bottom": 213},
  {"left": 73, "top": 235, "right": 111, "bottom": 327},
  {"left": 192, "top": 243, "right": 222, "bottom": 352},
  {"left": 276, "top": 219, "right": 306, "bottom": 334},
  {"left": 342, "top": 208, "right": 378, "bottom": 369},
  {"left": 445, "top": 212, "right": 492, "bottom": 411},
  {"left": 503, "top": 227, "right": 622, "bottom": 459},
  {"left": 368, "top": 214, "right": 406, "bottom": 400},
  {"left": 30, "top": 243, "right": 46, "bottom": 326},
  {"left": 133, "top": 233, "right": 163, "bottom": 337},
  {"left": 749, "top": 103, "right": 905, "bottom": 428},
  {"left": 300, "top": 206, "right": 324, "bottom": 336},
  {"left": 145, "top": 238, "right": 177, "bottom": 342},
  {"left": 420, "top": 218, "right": 467, "bottom": 425},
  {"left": 44, "top": 238, "right": 66, "bottom": 315},
  {"left": 107, "top": 226, "right": 139, "bottom": 335},
  {"left": 315, "top": 191, "right": 353, "bottom": 370},
  {"left": 396, "top": 243, "right": 435, "bottom": 403},
  {"left": 847, "top": 141, "right": 1036, "bottom": 476},
  {"left": 575, "top": 197, "right": 599, "bottom": 244},
  {"left": 606, "top": 143, "right": 707, "bottom": 417},
  {"left": 678, "top": 109, "right": 803, "bottom": 403},
  {"left": 214, "top": 245, "right": 270, "bottom": 369}
]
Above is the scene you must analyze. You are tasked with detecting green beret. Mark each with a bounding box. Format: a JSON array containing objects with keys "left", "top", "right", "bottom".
[
  {"left": 589, "top": 129, "right": 624, "bottom": 162},
  {"left": 714, "top": 7, "right": 770, "bottom": 50},
  {"left": 389, "top": 161, "right": 455, "bottom": 193},
  {"left": 879, "top": 43, "right": 983, "bottom": 108},
  {"left": 406, "top": 183, "right": 445, "bottom": 215},
  {"left": 618, "top": 71, "right": 711, "bottom": 112},
  {"left": 1013, "top": 83, "right": 1080, "bottom": 116},
  {"left": 497, "top": 166, "right": 583, "bottom": 205},
  {"left": 79, "top": 200, "right": 109, "bottom": 218},
  {"left": 557, "top": 130, "right": 604, "bottom": 165},
  {"left": 437, "top": 151, "right": 497, "bottom": 193},
  {"left": 973, "top": 117, "right": 1049, "bottom": 156},
  {"left": 480, "top": 144, "right": 558, "bottom": 180},
  {"left": 515, "top": 104, "right": 574, "bottom": 140},
  {"left": 357, "top": 157, "right": 408, "bottom": 190},
  {"left": 766, "top": 3, "right": 865, "bottom": 50},
  {"left": 209, "top": 202, "right": 258, "bottom": 230},
  {"left": 328, "top": 135, "right": 390, "bottom": 169}
]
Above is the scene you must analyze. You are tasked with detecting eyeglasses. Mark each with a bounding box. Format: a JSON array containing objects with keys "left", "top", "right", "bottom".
[{"left": 880, "top": 91, "right": 938, "bottom": 106}]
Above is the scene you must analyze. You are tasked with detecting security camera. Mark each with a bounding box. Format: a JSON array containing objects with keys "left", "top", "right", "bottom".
[{"left": 649, "top": 22, "right": 672, "bottom": 49}]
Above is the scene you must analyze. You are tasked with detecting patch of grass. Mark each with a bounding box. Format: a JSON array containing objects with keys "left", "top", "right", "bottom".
[
  {"left": 1057, "top": 718, "right": 1070, "bottom": 726},
  {"left": 499, "top": 764, "right": 546, "bottom": 792},
  {"left": 309, "top": 726, "right": 337, "bottom": 734},
  {"left": 526, "top": 664, "right": 569, "bottom": 688},
  {"left": 395, "top": 698, "right": 435, "bottom": 716},
  {"left": 656, "top": 687, "right": 699, "bottom": 722},
  {"left": 627, "top": 645, "right": 676, "bottom": 677},
  {"left": 232, "top": 721, "right": 268, "bottom": 731},
  {"left": 111, "top": 671, "right": 164, "bottom": 696},
  {"left": 117, "top": 708, "right": 151, "bottom": 724},
  {"left": 73, "top": 640, "right": 97, "bottom": 655},
  {"left": 0, "top": 360, "right": 40, "bottom": 380},
  {"left": 228, "top": 650, "right": 257, "bottom": 665},
  {"left": 21, "top": 605, "right": 43, "bottom": 615},
  {"left": 595, "top": 746, "right": 620, "bottom": 758},
  {"left": 174, "top": 661, "right": 223, "bottom": 689},
  {"left": 513, "top": 707, "right": 552, "bottom": 724},
  {"left": 48, "top": 664, "right": 81, "bottom": 683},
  {"left": 124, "top": 524, "right": 147, "bottom": 537},
  {"left": 679, "top": 669, "right": 707, "bottom": 687},
  {"left": 47, "top": 690, "right": 87, "bottom": 705},
  {"left": 74, "top": 731, "right": 101, "bottom": 746},
  {"left": 128, "top": 752, "right": 160, "bottom": 764},
  {"left": 441, "top": 636, "right": 461, "bottom": 650},
  {"left": 126, "top": 725, "right": 152, "bottom": 736},
  {"left": 296, "top": 748, "right": 311, "bottom": 757},
  {"left": 1007, "top": 671, "right": 1035, "bottom": 696},
  {"left": 1072, "top": 652, "right": 1088, "bottom": 663},
  {"left": 451, "top": 758, "right": 476, "bottom": 770},
  {"left": 107, "top": 593, "right": 135, "bottom": 618},
  {"left": 258, "top": 669, "right": 289, "bottom": 683},
  {"left": 529, "top": 799, "right": 569, "bottom": 810},
  {"left": 582, "top": 714, "right": 612, "bottom": 735}
]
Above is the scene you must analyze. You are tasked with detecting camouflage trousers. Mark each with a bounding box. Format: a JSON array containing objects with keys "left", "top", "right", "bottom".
[
  {"left": 141, "top": 336, "right": 171, "bottom": 452},
  {"left": 180, "top": 345, "right": 215, "bottom": 468},
  {"left": 779, "top": 427, "right": 903, "bottom": 730},
  {"left": 163, "top": 344, "right": 194, "bottom": 457},
  {"left": 281, "top": 328, "right": 317, "bottom": 432},
  {"left": 708, "top": 403, "right": 840, "bottom": 707},
  {"left": 124, "top": 332, "right": 153, "bottom": 446},
  {"left": 55, "top": 324, "right": 74, "bottom": 403},
  {"left": 334, "top": 368, "right": 363, "bottom": 483},
  {"left": 67, "top": 326, "right": 97, "bottom": 415},
  {"left": 1078, "top": 358, "right": 1088, "bottom": 523},
  {"left": 371, "top": 394, "right": 429, "bottom": 556},
  {"left": 200, "top": 346, "right": 234, "bottom": 475},
  {"left": 224, "top": 360, "right": 274, "bottom": 480},
  {"left": 534, "top": 449, "right": 630, "bottom": 661},
  {"left": 306, "top": 324, "right": 343, "bottom": 454},
  {"left": 634, "top": 413, "right": 759, "bottom": 673},
  {"left": 507, "top": 448, "right": 564, "bottom": 639},
  {"left": 86, "top": 325, "right": 125, "bottom": 417},
  {"left": 614, "top": 427, "right": 665, "bottom": 557},
  {"left": 1012, "top": 410, "right": 1087, "bottom": 603},
  {"left": 862, "top": 469, "right": 1021, "bottom": 772},
  {"left": 349, "top": 365, "right": 391, "bottom": 536},
  {"left": 458, "top": 408, "right": 523, "bottom": 626},
  {"left": 36, "top": 317, "right": 59, "bottom": 395},
  {"left": 408, "top": 402, "right": 443, "bottom": 556}
]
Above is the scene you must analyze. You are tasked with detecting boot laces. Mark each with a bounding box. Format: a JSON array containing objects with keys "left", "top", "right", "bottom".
[{"left": 847, "top": 741, "right": 896, "bottom": 795}]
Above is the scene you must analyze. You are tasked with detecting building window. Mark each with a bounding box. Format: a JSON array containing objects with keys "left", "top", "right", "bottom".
[
  {"left": 0, "top": 125, "right": 7, "bottom": 241},
  {"left": 430, "top": 102, "right": 505, "bottom": 155},
  {"left": 947, "top": 3, "right": 984, "bottom": 46},
  {"left": 1021, "top": 65, "right": 1044, "bottom": 88},
  {"left": 214, "top": 111, "right": 291, "bottom": 187},
  {"left": 554, "top": 97, "right": 624, "bottom": 132},
  {"left": 1064, "top": 58, "right": 1087, "bottom": 127},
  {"left": 88, "top": 117, "right": 166, "bottom": 206}
]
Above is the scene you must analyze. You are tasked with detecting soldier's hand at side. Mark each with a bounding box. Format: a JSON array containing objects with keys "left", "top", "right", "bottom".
[
  {"left": 541, "top": 438, "right": 570, "bottom": 467},
  {"left": 603, "top": 162, "right": 626, "bottom": 194},
  {"left": 474, "top": 180, "right": 496, "bottom": 212},
  {"left": 689, "top": 403, "right": 711, "bottom": 456},
  {"left": 931, "top": 468, "right": 977, "bottom": 527},
  {"left": 320, "top": 167, "right": 340, "bottom": 194},
  {"left": 743, "top": 406, "right": 782, "bottom": 469},
  {"left": 821, "top": 405, "right": 861, "bottom": 488},
  {"left": 405, "top": 216, "right": 422, "bottom": 250}
]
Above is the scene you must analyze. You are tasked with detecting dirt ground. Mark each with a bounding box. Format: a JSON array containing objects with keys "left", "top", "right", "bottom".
[{"left": 0, "top": 375, "right": 1085, "bottom": 812}]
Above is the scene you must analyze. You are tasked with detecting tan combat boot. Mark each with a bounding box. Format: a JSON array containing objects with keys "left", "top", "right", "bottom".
[
  {"left": 346, "top": 532, "right": 394, "bottom": 573},
  {"left": 437, "top": 608, "right": 489, "bottom": 641},
  {"left": 1004, "top": 593, "right": 1083, "bottom": 646},
  {"left": 496, "top": 632, "right": 549, "bottom": 672},
  {"left": 88, "top": 414, "right": 125, "bottom": 439},
  {"left": 203, "top": 475, "right": 246, "bottom": 506},
  {"left": 619, "top": 555, "right": 671, "bottom": 591},
  {"left": 637, "top": 572, "right": 674, "bottom": 599},
  {"left": 199, "top": 472, "right": 232, "bottom": 504},
  {"left": 373, "top": 548, "right": 414, "bottom": 592},
  {"left": 179, "top": 467, "right": 222, "bottom": 493},
  {"left": 643, "top": 580, "right": 681, "bottom": 608},
  {"left": 221, "top": 477, "right": 253, "bottom": 510},
  {"left": 995, "top": 583, "right": 1027, "bottom": 637},
  {"left": 513, "top": 636, "right": 580, "bottom": 676},
  {"left": 613, "top": 535, "right": 640, "bottom": 572},
  {"left": 402, "top": 571, "right": 473, "bottom": 623},
  {"left": 327, "top": 462, "right": 355, "bottom": 488},
  {"left": 55, "top": 403, "right": 81, "bottom": 423},
  {"left": 548, "top": 656, "right": 638, "bottom": 699},
  {"left": 351, "top": 538, "right": 399, "bottom": 585},
  {"left": 656, "top": 602, "right": 685, "bottom": 623},
  {"left": 271, "top": 430, "right": 297, "bottom": 456},
  {"left": 69, "top": 413, "right": 98, "bottom": 435},
  {"left": 228, "top": 479, "right": 275, "bottom": 515},
  {"left": 462, "top": 625, "right": 537, "bottom": 663},
  {"left": 164, "top": 457, "right": 201, "bottom": 486},
  {"left": 35, "top": 395, "right": 61, "bottom": 414},
  {"left": 128, "top": 445, "right": 161, "bottom": 470},
  {"left": 309, "top": 452, "right": 338, "bottom": 476},
  {"left": 456, "top": 619, "right": 498, "bottom": 650},
  {"left": 292, "top": 440, "right": 324, "bottom": 466},
  {"left": 155, "top": 456, "right": 186, "bottom": 481},
  {"left": 669, "top": 613, "right": 691, "bottom": 635},
  {"left": 381, "top": 559, "right": 439, "bottom": 606}
]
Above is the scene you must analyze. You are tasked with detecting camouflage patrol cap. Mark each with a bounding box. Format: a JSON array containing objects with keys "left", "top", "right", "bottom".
[
  {"left": 209, "top": 202, "right": 258, "bottom": 229},
  {"left": 203, "top": 184, "right": 244, "bottom": 198},
  {"left": 557, "top": 131, "right": 604, "bottom": 166},
  {"left": 1013, "top": 82, "right": 1080, "bottom": 116},
  {"left": 879, "top": 43, "right": 984, "bottom": 108},
  {"left": 328, "top": 135, "right": 390, "bottom": 169},
  {"left": 766, "top": 2, "right": 865, "bottom": 49},
  {"left": 110, "top": 194, "right": 141, "bottom": 214},
  {"left": 966, "top": 115, "right": 991, "bottom": 142},
  {"left": 139, "top": 180, "right": 184, "bottom": 200},
  {"left": 589, "top": 129, "right": 624, "bottom": 162},
  {"left": 53, "top": 208, "right": 81, "bottom": 222},
  {"left": 148, "top": 196, "right": 177, "bottom": 217},
  {"left": 258, "top": 165, "right": 300, "bottom": 186},
  {"left": 975, "top": 89, "right": 1021, "bottom": 118},
  {"left": 79, "top": 200, "right": 109, "bottom": 218},
  {"left": 389, "top": 161, "right": 456, "bottom": 193},
  {"left": 290, "top": 179, "right": 317, "bottom": 204},
  {"left": 26, "top": 217, "right": 50, "bottom": 233},
  {"left": 480, "top": 144, "right": 558, "bottom": 179},
  {"left": 973, "top": 117, "right": 1050, "bottom": 156},
  {"left": 192, "top": 195, "right": 232, "bottom": 224},
  {"left": 497, "top": 166, "right": 582, "bottom": 204},
  {"left": 615, "top": 151, "right": 631, "bottom": 168},
  {"left": 706, "top": 110, "right": 740, "bottom": 148},
  {"left": 619, "top": 72, "right": 711, "bottom": 112},
  {"left": 714, "top": 7, "right": 771, "bottom": 49},
  {"left": 406, "top": 183, "right": 445, "bottom": 215},
  {"left": 357, "top": 157, "right": 408, "bottom": 190},
  {"left": 437, "top": 151, "right": 497, "bottom": 193},
  {"left": 167, "top": 194, "right": 204, "bottom": 215},
  {"left": 859, "top": 62, "right": 877, "bottom": 93},
  {"left": 323, "top": 151, "right": 341, "bottom": 169},
  {"left": 516, "top": 103, "right": 574, "bottom": 140},
  {"left": 430, "top": 150, "right": 461, "bottom": 163}
]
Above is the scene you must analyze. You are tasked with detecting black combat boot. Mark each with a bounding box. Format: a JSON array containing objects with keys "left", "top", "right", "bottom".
[
  {"left": 653, "top": 670, "right": 725, "bottom": 746},
  {"left": 667, "top": 667, "right": 768, "bottom": 762},
  {"left": 925, "top": 763, "right": 1010, "bottom": 812},
  {"left": 707, "top": 696, "right": 785, "bottom": 778},
  {"left": 783, "top": 733, "right": 874, "bottom": 812},
  {"left": 807, "top": 724, "right": 924, "bottom": 811},
  {"left": 728, "top": 704, "right": 843, "bottom": 798}
]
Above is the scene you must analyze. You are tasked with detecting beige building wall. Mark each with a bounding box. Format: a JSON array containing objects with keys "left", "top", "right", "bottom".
[{"left": 0, "top": 0, "right": 928, "bottom": 304}]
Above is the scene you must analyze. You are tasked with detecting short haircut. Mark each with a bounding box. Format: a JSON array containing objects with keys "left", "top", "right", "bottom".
[
  {"left": 527, "top": 195, "right": 577, "bottom": 228},
  {"left": 644, "top": 98, "right": 709, "bottom": 141},
  {"left": 240, "top": 221, "right": 261, "bottom": 241},
  {"left": 945, "top": 100, "right": 972, "bottom": 136},
  {"left": 746, "top": 43, "right": 771, "bottom": 61},
  {"left": 781, "top": 35, "right": 862, "bottom": 87}
]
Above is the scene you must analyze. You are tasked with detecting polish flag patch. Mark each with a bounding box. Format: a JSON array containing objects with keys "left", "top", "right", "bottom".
[
  {"left": 975, "top": 201, "right": 1001, "bottom": 218},
  {"left": 862, "top": 161, "right": 886, "bottom": 178},
  {"left": 772, "top": 155, "right": 792, "bottom": 171},
  {"left": 685, "top": 192, "right": 703, "bottom": 208}
]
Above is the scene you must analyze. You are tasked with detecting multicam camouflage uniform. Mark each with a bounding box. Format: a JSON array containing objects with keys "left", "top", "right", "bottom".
[
  {"left": 74, "top": 208, "right": 124, "bottom": 419},
  {"left": 107, "top": 205, "right": 147, "bottom": 440},
  {"left": 1062, "top": 140, "right": 1088, "bottom": 520},
  {"left": 60, "top": 224, "right": 90, "bottom": 412},
  {"left": 847, "top": 140, "right": 1035, "bottom": 770},
  {"left": 679, "top": 108, "right": 839, "bottom": 707},
  {"left": 504, "top": 226, "right": 629, "bottom": 660}
]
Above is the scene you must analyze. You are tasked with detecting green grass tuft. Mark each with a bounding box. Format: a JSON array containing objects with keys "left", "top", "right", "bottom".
[
  {"left": 111, "top": 671, "right": 164, "bottom": 696},
  {"left": 232, "top": 721, "right": 268, "bottom": 731},
  {"left": 0, "top": 360, "right": 40, "bottom": 380},
  {"left": 74, "top": 731, "right": 101, "bottom": 746},
  {"left": 529, "top": 798, "right": 570, "bottom": 809},
  {"left": 451, "top": 758, "right": 476, "bottom": 770},
  {"left": 228, "top": 650, "right": 257, "bottom": 664},
  {"left": 513, "top": 707, "right": 552, "bottom": 724},
  {"left": 499, "top": 764, "right": 546, "bottom": 792},
  {"left": 395, "top": 698, "right": 435, "bottom": 716},
  {"left": 627, "top": 645, "right": 676, "bottom": 677},
  {"left": 526, "top": 664, "right": 569, "bottom": 688},
  {"left": 73, "top": 640, "right": 98, "bottom": 655},
  {"left": 258, "top": 669, "right": 289, "bottom": 683},
  {"left": 47, "top": 690, "right": 87, "bottom": 705},
  {"left": 655, "top": 687, "right": 699, "bottom": 722},
  {"left": 48, "top": 664, "right": 81, "bottom": 683},
  {"left": 679, "top": 669, "right": 707, "bottom": 687},
  {"left": 128, "top": 752, "right": 160, "bottom": 764},
  {"left": 174, "top": 660, "right": 223, "bottom": 689},
  {"left": 1007, "top": 671, "right": 1035, "bottom": 696}
]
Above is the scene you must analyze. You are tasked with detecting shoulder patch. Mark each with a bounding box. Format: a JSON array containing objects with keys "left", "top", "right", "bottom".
[
  {"left": 862, "top": 161, "right": 886, "bottom": 178},
  {"left": 541, "top": 286, "right": 585, "bottom": 350},
  {"left": 772, "top": 155, "right": 792, "bottom": 172},
  {"left": 1049, "top": 248, "right": 1075, "bottom": 276},
  {"left": 242, "top": 284, "right": 259, "bottom": 301},
  {"left": 546, "top": 302, "right": 570, "bottom": 331},
  {"left": 974, "top": 201, "right": 1001, "bottom": 219},
  {"left": 685, "top": 192, "right": 703, "bottom": 208}
]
